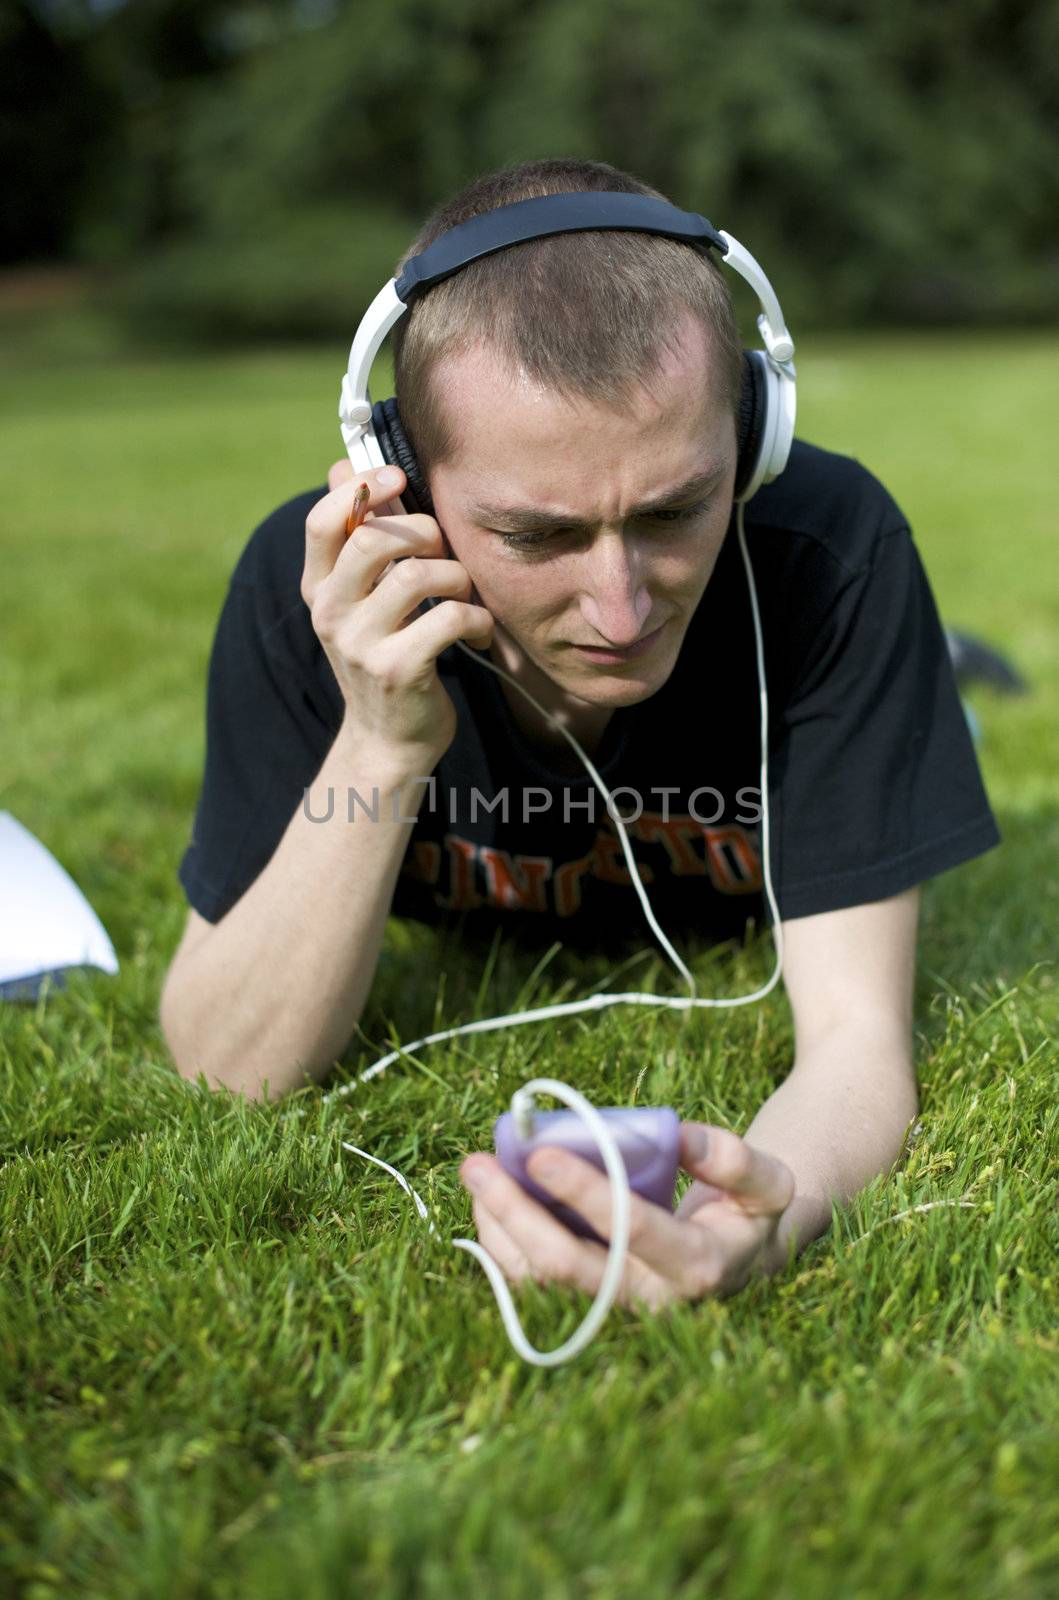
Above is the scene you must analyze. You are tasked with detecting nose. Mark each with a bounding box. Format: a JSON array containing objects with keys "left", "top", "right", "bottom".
[{"left": 578, "top": 533, "right": 653, "bottom": 646}]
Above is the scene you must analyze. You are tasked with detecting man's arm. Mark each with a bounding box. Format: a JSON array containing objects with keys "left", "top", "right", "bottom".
[
  {"left": 460, "top": 888, "right": 921, "bottom": 1306},
  {"left": 160, "top": 732, "right": 432, "bottom": 1101},
  {"left": 160, "top": 462, "right": 494, "bottom": 1102},
  {"left": 678, "top": 887, "right": 922, "bottom": 1274}
]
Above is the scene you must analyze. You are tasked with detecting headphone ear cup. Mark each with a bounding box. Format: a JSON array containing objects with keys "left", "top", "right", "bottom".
[
  {"left": 734, "top": 351, "right": 766, "bottom": 502},
  {"left": 371, "top": 398, "right": 434, "bottom": 516}
]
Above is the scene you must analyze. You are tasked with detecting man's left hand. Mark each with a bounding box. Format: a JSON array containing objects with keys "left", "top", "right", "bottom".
[{"left": 459, "top": 1122, "right": 795, "bottom": 1310}]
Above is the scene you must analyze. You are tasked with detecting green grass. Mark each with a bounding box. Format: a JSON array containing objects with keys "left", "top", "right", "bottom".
[{"left": 1, "top": 307, "right": 1057, "bottom": 1598}]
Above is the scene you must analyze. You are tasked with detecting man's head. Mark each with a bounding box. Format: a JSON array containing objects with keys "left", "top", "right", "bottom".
[{"left": 392, "top": 158, "right": 744, "bottom": 711}]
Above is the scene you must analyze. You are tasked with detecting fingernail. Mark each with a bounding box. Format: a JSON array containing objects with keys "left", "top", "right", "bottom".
[{"left": 377, "top": 466, "right": 402, "bottom": 488}]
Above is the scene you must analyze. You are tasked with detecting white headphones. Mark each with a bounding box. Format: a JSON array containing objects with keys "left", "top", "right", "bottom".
[{"left": 337, "top": 191, "right": 796, "bottom": 505}]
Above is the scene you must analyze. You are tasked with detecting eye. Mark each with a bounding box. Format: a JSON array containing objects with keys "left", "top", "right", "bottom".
[
  {"left": 640, "top": 498, "right": 713, "bottom": 525},
  {"left": 496, "top": 498, "right": 714, "bottom": 552},
  {"left": 497, "top": 528, "right": 570, "bottom": 551}
]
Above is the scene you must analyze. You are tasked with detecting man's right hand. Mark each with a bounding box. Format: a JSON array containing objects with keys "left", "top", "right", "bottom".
[{"left": 302, "top": 464, "right": 494, "bottom": 771}]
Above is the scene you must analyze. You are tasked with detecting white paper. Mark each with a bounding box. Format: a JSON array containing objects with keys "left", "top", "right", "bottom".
[{"left": 0, "top": 811, "right": 119, "bottom": 991}]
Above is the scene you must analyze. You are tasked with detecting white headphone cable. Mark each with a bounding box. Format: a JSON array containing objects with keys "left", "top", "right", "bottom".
[
  {"left": 323, "top": 499, "right": 782, "bottom": 1104},
  {"left": 308, "top": 500, "right": 782, "bottom": 1365}
]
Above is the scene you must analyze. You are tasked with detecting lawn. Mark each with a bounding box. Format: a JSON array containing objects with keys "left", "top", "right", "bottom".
[{"left": 1, "top": 303, "right": 1056, "bottom": 1599}]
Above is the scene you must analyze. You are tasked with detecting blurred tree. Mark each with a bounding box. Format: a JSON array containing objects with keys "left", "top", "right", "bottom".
[
  {"left": 0, "top": 0, "right": 119, "bottom": 261},
  {"left": 3, "top": 0, "right": 1056, "bottom": 333},
  {"left": 64, "top": 0, "right": 296, "bottom": 257}
]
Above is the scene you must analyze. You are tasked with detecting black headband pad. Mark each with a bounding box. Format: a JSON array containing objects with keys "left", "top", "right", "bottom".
[{"left": 394, "top": 193, "right": 727, "bottom": 303}]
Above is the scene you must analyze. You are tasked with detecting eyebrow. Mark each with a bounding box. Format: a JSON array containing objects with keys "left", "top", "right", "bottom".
[{"left": 469, "top": 464, "right": 729, "bottom": 534}]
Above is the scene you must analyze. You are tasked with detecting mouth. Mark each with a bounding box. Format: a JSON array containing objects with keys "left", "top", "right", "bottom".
[{"left": 570, "top": 621, "right": 668, "bottom": 666}]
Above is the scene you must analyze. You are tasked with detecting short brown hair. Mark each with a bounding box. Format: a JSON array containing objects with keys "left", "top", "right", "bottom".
[{"left": 391, "top": 158, "right": 743, "bottom": 479}]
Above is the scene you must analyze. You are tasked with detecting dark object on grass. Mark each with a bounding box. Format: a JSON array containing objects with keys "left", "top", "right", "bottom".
[{"left": 945, "top": 629, "right": 1028, "bottom": 694}]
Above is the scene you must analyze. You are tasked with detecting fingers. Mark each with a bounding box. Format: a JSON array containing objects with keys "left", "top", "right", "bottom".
[
  {"left": 679, "top": 1123, "right": 795, "bottom": 1216},
  {"left": 302, "top": 465, "right": 410, "bottom": 606},
  {"left": 328, "top": 459, "right": 354, "bottom": 492},
  {"left": 461, "top": 1155, "right": 686, "bottom": 1311},
  {"left": 460, "top": 1156, "right": 607, "bottom": 1295},
  {"left": 468, "top": 1197, "right": 533, "bottom": 1283},
  {"left": 306, "top": 514, "right": 445, "bottom": 619},
  {"left": 459, "top": 1133, "right": 793, "bottom": 1313},
  {"left": 368, "top": 556, "right": 473, "bottom": 632},
  {"left": 378, "top": 597, "right": 495, "bottom": 669},
  {"left": 672, "top": 1178, "right": 727, "bottom": 1221},
  {"left": 312, "top": 574, "right": 493, "bottom": 686},
  {"left": 523, "top": 1146, "right": 722, "bottom": 1294}
]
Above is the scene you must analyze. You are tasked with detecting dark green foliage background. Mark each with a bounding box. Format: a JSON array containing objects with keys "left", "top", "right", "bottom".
[{"left": 4, "top": 0, "right": 1058, "bottom": 337}]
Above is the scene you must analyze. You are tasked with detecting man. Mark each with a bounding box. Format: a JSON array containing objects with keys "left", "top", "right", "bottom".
[{"left": 160, "top": 159, "right": 999, "bottom": 1309}]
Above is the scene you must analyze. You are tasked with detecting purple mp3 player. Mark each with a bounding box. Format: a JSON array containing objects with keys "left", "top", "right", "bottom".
[{"left": 493, "top": 1106, "right": 681, "bottom": 1244}]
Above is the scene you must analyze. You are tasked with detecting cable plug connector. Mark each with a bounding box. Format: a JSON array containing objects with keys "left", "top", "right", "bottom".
[{"left": 512, "top": 1088, "right": 537, "bottom": 1140}]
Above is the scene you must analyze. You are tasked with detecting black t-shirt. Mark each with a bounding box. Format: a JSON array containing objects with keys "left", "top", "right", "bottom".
[{"left": 178, "top": 440, "right": 1000, "bottom": 948}]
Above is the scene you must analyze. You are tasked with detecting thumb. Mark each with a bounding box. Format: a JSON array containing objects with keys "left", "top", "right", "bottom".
[
  {"left": 328, "top": 458, "right": 355, "bottom": 492},
  {"left": 679, "top": 1123, "right": 795, "bottom": 1215}
]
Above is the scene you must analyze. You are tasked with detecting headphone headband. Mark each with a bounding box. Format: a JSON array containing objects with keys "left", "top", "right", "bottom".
[{"left": 394, "top": 193, "right": 727, "bottom": 301}]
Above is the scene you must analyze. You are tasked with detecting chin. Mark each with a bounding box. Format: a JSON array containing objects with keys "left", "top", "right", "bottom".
[
  {"left": 562, "top": 651, "right": 678, "bottom": 707},
  {"left": 572, "top": 673, "right": 665, "bottom": 707}
]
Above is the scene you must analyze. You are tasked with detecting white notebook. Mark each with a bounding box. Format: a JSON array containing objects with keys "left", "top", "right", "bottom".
[{"left": 0, "top": 811, "right": 119, "bottom": 1000}]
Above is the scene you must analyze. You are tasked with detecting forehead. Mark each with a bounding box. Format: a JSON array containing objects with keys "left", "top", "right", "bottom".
[{"left": 432, "top": 312, "right": 733, "bottom": 505}]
